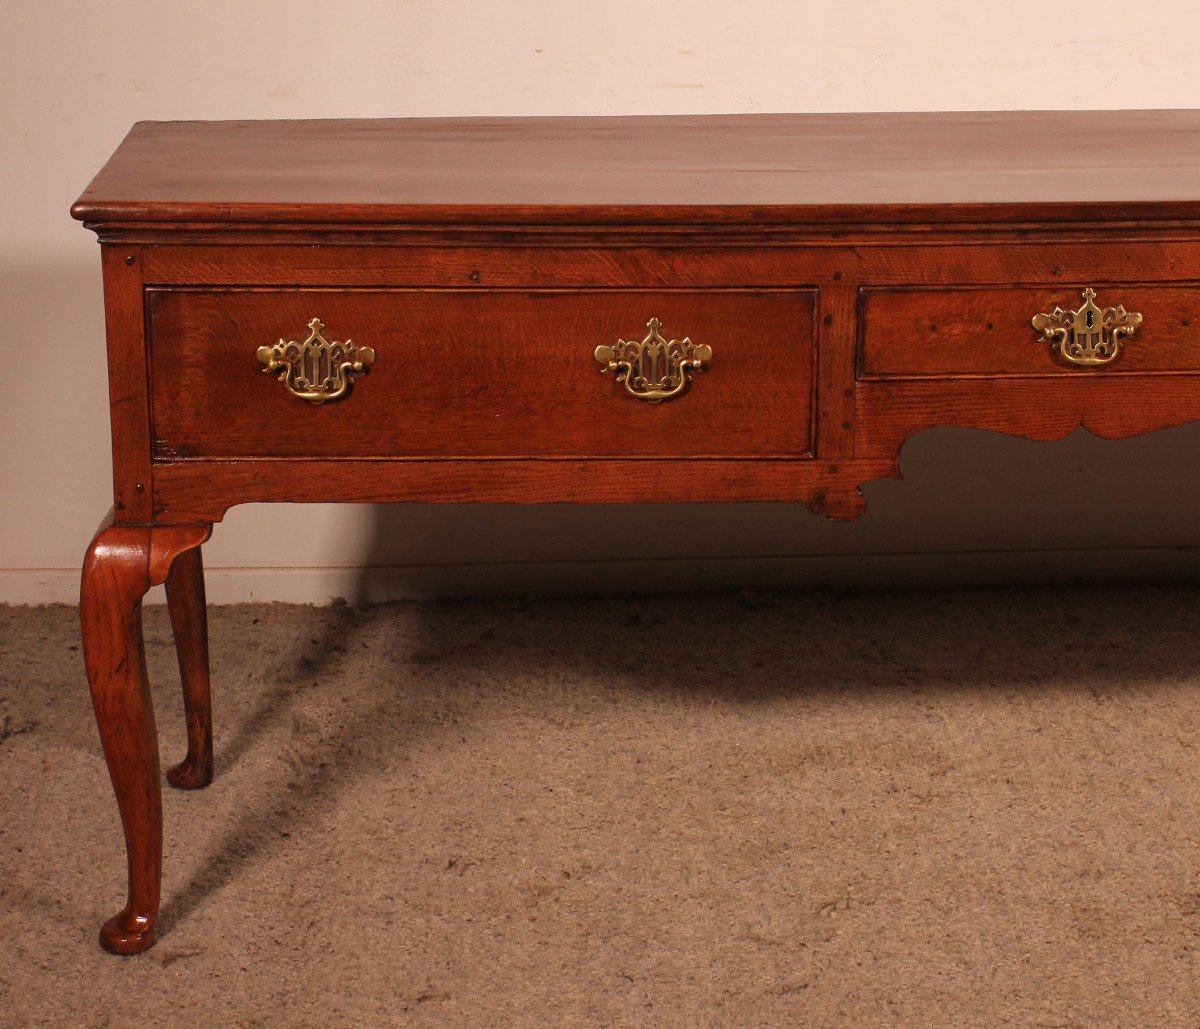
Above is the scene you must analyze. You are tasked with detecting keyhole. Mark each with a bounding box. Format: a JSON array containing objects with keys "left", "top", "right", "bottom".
[{"left": 1085, "top": 310, "right": 1095, "bottom": 328}]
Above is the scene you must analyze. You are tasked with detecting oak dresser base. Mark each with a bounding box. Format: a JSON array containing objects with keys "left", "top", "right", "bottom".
[{"left": 72, "top": 110, "right": 1200, "bottom": 952}]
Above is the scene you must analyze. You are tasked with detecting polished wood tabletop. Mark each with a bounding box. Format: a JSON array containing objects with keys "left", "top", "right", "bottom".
[{"left": 73, "top": 109, "right": 1200, "bottom": 226}]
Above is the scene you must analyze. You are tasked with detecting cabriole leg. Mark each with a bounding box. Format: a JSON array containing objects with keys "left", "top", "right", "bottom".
[
  {"left": 80, "top": 517, "right": 211, "bottom": 954},
  {"left": 164, "top": 547, "right": 213, "bottom": 789}
]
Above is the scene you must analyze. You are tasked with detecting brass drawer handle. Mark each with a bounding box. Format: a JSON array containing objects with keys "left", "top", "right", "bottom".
[
  {"left": 1031, "top": 288, "right": 1142, "bottom": 368},
  {"left": 594, "top": 317, "right": 712, "bottom": 402},
  {"left": 256, "top": 318, "right": 375, "bottom": 404}
]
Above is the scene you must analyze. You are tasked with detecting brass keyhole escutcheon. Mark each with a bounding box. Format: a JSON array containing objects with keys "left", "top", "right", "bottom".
[
  {"left": 595, "top": 317, "right": 712, "bottom": 402},
  {"left": 1031, "top": 288, "right": 1142, "bottom": 368}
]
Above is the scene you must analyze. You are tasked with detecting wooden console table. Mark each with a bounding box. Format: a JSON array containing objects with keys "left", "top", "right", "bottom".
[{"left": 73, "top": 111, "right": 1200, "bottom": 953}]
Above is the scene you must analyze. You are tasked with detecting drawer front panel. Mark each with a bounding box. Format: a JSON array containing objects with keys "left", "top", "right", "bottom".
[
  {"left": 148, "top": 289, "right": 815, "bottom": 459},
  {"left": 860, "top": 284, "right": 1200, "bottom": 378}
]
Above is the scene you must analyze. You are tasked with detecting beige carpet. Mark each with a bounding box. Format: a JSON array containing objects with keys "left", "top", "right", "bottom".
[{"left": 3, "top": 586, "right": 1200, "bottom": 1026}]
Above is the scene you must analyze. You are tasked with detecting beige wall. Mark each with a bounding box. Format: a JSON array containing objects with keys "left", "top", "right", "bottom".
[{"left": 5, "top": 1, "right": 1200, "bottom": 603}]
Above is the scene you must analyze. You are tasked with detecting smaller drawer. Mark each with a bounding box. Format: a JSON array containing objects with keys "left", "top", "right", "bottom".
[
  {"left": 859, "top": 284, "right": 1200, "bottom": 378},
  {"left": 147, "top": 288, "right": 816, "bottom": 460}
]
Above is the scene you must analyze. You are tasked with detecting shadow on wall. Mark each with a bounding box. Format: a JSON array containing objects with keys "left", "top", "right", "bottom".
[{"left": 355, "top": 421, "right": 1200, "bottom": 599}]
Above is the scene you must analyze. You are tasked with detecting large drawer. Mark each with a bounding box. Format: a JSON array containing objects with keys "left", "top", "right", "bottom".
[
  {"left": 859, "top": 283, "right": 1200, "bottom": 378},
  {"left": 147, "top": 288, "right": 816, "bottom": 459}
]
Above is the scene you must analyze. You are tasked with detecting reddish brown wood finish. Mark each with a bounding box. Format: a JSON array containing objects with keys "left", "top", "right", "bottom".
[
  {"left": 147, "top": 288, "right": 815, "bottom": 460},
  {"left": 860, "top": 284, "right": 1200, "bottom": 378},
  {"left": 100, "top": 247, "right": 153, "bottom": 521},
  {"left": 73, "top": 111, "right": 1200, "bottom": 953},
  {"left": 164, "top": 547, "right": 213, "bottom": 790},
  {"left": 150, "top": 458, "right": 882, "bottom": 522},
  {"left": 81, "top": 516, "right": 210, "bottom": 954},
  {"left": 137, "top": 241, "right": 1200, "bottom": 289},
  {"left": 855, "top": 376, "right": 1200, "bottom": 456},
  {"left": 71, "top": 111, "right": 1200, "bottom": 227}
]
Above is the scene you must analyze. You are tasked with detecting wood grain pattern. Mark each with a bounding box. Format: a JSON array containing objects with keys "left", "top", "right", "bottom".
[
  {"left": 100, "top": 247, "right": 153, "bottom": 521},
  {"left": 147, "top": 288, "right": 815, "bottom": 460},
  {"left": 855, "top": 376, "right": 1200, "bottom": 456},
  {"left": 139, "top": 241, "right": 1200, "bottom": 290},
  {"left": 163, "top": 547, "right": 212, "bottom": 790},
  {"left": 150, "top": 458, "right": 884, "bottom": 523},
  {"left": 81, "top": 516, "right": 210, "bottom": 955},
  {"left": 816, "top": 285, "right": 859, "bottom": 457},
  {"left": 860, "top": 284, "right": 1200, "bottom": 378},
  {"left": 72, "top": 111, "right": 1200, "bottom": 227}
]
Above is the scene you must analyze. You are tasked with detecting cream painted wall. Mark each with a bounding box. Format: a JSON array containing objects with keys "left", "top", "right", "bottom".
[{"left": 4, "top": 0, "right": 1200, "bottom": 603}]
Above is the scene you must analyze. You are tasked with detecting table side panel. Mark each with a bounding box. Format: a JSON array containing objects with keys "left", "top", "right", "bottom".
[
  {"left": 855, "top": 375, "right": 1200, "bottom": 458},
  {"left": 100, "top": 246, "right": 154, "bottom": 521},
  {"left": 141, "top": 240, "right": 1200, "bottom": 289},
  {"left": 122, "top": 235, "right": 1200, "bottom": 520}
]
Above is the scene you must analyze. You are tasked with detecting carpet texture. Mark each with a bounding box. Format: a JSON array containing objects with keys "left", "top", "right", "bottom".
[{"left": 2, "top": 587, "right": 1200, "bottom": 1026}]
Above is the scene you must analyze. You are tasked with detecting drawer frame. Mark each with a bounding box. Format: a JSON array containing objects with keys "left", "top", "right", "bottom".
[{"left": 97, "top": 236, "right": 1200, "bottom": 523}]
